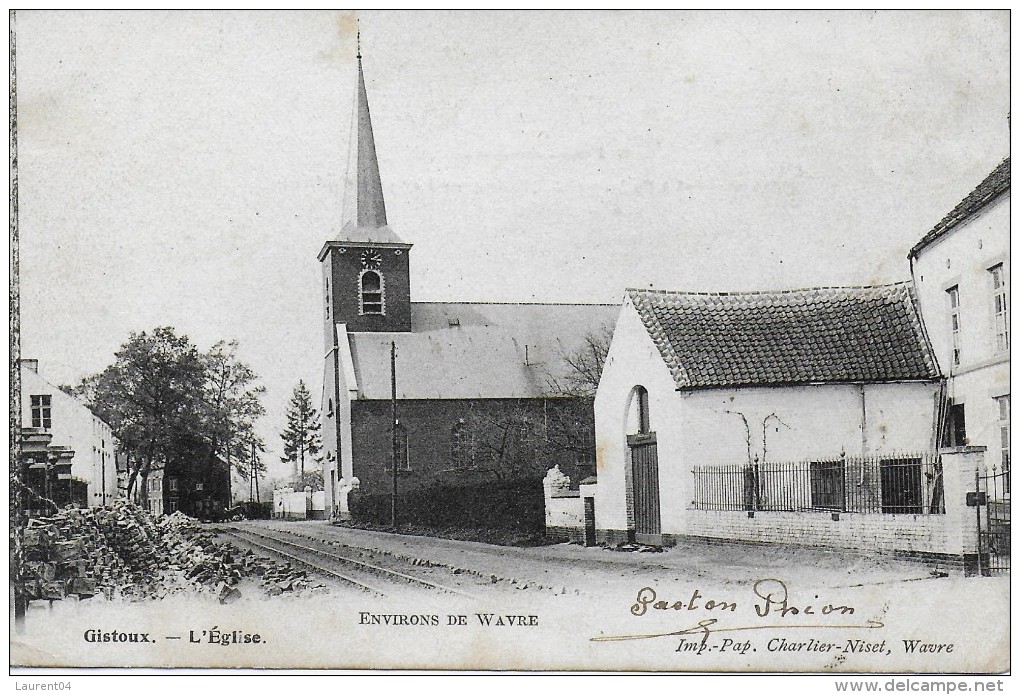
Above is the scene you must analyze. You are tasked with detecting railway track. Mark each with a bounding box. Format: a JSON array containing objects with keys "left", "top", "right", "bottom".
[{"left": 219, "top": 526, "right": 478, "bottom": 600}]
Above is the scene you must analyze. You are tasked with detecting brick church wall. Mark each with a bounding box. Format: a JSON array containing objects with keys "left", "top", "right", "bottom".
[{"left": 350, "top": 397, "right": 596, "bottom": 496}]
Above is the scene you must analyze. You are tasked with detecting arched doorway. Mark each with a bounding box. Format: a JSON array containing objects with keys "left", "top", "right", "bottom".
[{"left": 626, "top": 386, "right": 660, "bottom": 544}]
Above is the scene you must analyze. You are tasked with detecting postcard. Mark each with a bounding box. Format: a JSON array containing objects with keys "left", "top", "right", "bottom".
[{"left": 9, "top": 10, "right": 1010, "bottom": 676}]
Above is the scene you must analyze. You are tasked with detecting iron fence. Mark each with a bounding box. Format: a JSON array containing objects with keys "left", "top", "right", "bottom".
[
  {"left": 692, "top": 452, "right": 945, "bottom": 515},
  {"left": 977, "top": 463, "right": 1010, "bottom": 573}
]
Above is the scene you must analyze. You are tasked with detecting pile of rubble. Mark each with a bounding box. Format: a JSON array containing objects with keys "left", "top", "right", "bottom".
[{"left": 19, "top": 502, "right": 325, "bottom": 604}]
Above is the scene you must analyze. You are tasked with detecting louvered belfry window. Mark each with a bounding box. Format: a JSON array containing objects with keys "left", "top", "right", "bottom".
[{"left": 360, "top": 270, "right": 384, "bottom": 315}]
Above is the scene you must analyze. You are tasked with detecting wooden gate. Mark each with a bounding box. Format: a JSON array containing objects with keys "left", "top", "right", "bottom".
[
  {"left": 977, "top": 466, "right": 1010, "bottom": 575},
  {"left": 629, "top": 434, "right": 661, "bottom": 544}
]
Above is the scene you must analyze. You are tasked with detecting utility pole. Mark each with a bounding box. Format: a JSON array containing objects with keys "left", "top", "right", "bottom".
[
  {"left": 390, "top": 341, "right": 398, "bottom": 530},
  {"left": 253, "top": 440, "right": 260, "bottom": 505}
]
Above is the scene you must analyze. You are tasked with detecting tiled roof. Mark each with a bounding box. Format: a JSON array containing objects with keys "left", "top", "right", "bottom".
[
  {"left": 627, "top": 283, "right": 940, "bottom": 389},
  {"left": 349, "top": 302, "right": 619, "bottom": 399},
  {"left": 909, "top": 157, "right": 1010, "bottom": 259}
]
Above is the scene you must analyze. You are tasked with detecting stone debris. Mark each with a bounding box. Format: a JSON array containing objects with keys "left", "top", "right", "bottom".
[
  {"left": 606, "top": 542, "right": 664, "bottom": 553},
  {"left": 18, "top": 502, "right": 325, "bottom": 604}
]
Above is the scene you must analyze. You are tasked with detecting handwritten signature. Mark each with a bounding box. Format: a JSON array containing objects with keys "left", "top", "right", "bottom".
[{"left": 593, "top": 578, "right": 882, "bottom": 645}]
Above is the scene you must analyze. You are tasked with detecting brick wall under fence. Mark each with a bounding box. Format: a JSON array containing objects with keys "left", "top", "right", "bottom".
[
  {"left": 683, "top": 447, "right": 984, "bottom": 561},
  {"left": 684, "top": 509, "right": 951, "bottom": 555}
]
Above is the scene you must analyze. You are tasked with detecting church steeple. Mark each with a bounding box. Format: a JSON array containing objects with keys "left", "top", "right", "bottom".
[
  {"left": 320, "top": 33, "right": 412, "bottom": 334},
  {"left": 340, "top": 40, "right": 389, "bottom": 236}
]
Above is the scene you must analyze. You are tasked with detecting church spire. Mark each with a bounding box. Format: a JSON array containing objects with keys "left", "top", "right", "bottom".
[{"left": 340, "top": 37, "right": 388, "bottom": 235}]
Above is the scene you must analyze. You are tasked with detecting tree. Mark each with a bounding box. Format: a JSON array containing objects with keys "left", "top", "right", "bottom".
[
  {"left": 293, "top": 469, "right": 324, "bottom": 491},
  {"left": 87, "top": 327, "right": 207, "bottom": 507},
  {"left": 545, "top": 324, "right": 613, "bottom": 398},
  {"left": 459, "top": 401, "right": 551, "bottom": 481},
  {"left": 541, "top": 324, "right": 613, "bottom": 475},
  {"left": 280, "top": 380, "right": 322, "bottom": 482},
  {"left": 81, "top": 328, "right": 267, "bottom": 509},
  {"left": 201, "top": 340, "right": 266, "bottom": 476},
  {"left": 458, "top": 325, "right": 614, "bottom": 482}
]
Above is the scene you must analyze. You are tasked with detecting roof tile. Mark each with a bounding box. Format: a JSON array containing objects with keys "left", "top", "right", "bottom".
[{"left": 627, "top": 283, "right": 940, "bottom": 389}]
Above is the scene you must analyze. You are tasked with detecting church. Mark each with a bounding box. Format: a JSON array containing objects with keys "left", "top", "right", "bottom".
[{"left": 319, "top": 49, "right": 617, "bottom": 521}]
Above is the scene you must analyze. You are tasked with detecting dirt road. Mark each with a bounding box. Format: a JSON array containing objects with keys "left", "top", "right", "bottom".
[{"left": 223, "top": 519, "right": 943, "bottom": 601}]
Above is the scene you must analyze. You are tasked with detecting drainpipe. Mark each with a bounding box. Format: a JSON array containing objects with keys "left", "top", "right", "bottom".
[{"left": 860, "top": 384, "right": 868, "bottom": 457}]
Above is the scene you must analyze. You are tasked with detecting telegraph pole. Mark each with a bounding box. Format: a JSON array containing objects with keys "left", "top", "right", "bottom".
[
  {"left": 390, "top": 341, "right": 398, "bottom": 529},
  {"left": 253, "top": 440, "right": 260, "bottom": 504}
]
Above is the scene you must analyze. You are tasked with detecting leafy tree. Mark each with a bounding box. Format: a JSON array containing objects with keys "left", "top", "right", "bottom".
[
  {"left": 87, "top": 327, "right": 207, "bottom": 507},
  {"left": 280, "top": 380, "right": 322, "bottom": 482},
  {"left": 292, "top": 469, "right": 324, "bottom": 492},
  {"left": 82, "top": 328, "right": 266, "bottom": 509},
  {"left": 202, "top": 340, "right": 266, "bottom": 475}
]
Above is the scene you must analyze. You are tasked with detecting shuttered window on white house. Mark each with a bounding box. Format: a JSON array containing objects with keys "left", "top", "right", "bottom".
[
  {"left": 990, "top": 264, "right": 1009, "bottom": 353},
  {"left": 947, "top": 286, "right": 962, "bottom": 367},
  {"left": 996, "top": 395, "right": 1010, "bottom": 494}
]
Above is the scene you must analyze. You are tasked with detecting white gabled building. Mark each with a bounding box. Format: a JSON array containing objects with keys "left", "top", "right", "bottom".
[
  {"left": 908, "top": 157, "right": 1010, "bottom": 487},
  {"left": 591, "top": 283, "right": 947, "bottom": 552},
  {"left": 19, "top": 359, "right": 119, "bottom": 507}
]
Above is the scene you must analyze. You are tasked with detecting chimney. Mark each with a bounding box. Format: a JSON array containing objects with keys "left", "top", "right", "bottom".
[{"left": 20, "top": 358, "right": 39, "bottom": 374}]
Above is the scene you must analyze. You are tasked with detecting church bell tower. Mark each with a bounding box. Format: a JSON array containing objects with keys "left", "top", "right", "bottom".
[{"left": 318, "top": 42, "right": 412, "bottom": 336}]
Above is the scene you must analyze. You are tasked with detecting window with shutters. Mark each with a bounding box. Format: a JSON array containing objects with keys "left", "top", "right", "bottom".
[
  {"left": 947, "top": 285, "right": 962, "bottom": 367},
  {"left": 989, "top": 264, "right": 1009, "bottom": 353},
  {"left": 996, "top": 395, "right": 1010, "bottom": 494}
]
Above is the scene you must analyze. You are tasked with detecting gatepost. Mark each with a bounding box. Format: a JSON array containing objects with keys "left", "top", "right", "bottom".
[{"left": 939, "top": 446, "right": 986, "bottom": 576}]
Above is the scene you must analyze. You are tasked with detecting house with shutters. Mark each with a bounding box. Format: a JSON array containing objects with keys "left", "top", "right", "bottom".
[
  {"left": 583, "top": 282, "right": 971, "bottom": 556},
  {"left": 908, "top": 157, "right": 1010, "bottom": 491},
  {"left": 319, "top": 51, "right": 616, "bottom": 520}
]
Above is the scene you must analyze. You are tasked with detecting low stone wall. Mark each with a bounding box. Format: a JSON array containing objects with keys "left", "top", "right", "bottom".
[
  {"left": 543, "top": 466, "right": 599, "bottom": 543},
  {"left": 546, "top": 526, "right": 585, "bottom": 543},
  {"left": 684, "top": 509, "right": 950, "bottom": 555},
  {"left": 273, "top": 487, "right": 311, "bottom": 520},
  {"left": 545, "top": 491, "right": 582, "bottom": 529}
]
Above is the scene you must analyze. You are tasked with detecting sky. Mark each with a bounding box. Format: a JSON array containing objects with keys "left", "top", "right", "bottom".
[{"left": 14, "top": 10, "right": 1010, "bottom": 481}]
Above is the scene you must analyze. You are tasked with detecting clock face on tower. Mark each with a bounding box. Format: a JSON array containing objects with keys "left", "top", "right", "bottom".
[{"left": 360, "top": 250, "right": 382, "bottom": 269}]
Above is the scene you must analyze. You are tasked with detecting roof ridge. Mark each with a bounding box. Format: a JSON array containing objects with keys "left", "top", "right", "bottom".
[
  {"left": 908, "top": 156, "right": 1010, "bottom": 259},
  {"left": 412, "top": 300, "right": 618, "bottom": 307},
  {"left": 625, "top": 281, "right": 913, "bottom": 298}
]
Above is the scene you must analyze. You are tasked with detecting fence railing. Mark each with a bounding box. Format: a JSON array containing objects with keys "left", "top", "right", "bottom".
[{"left": 691, "top": 452, "right": 945, "bottom": 515}]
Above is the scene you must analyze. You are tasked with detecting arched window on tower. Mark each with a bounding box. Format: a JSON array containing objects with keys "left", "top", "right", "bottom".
[{"left": 359, "top": 270, "right": 385, "bottom": 315}]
